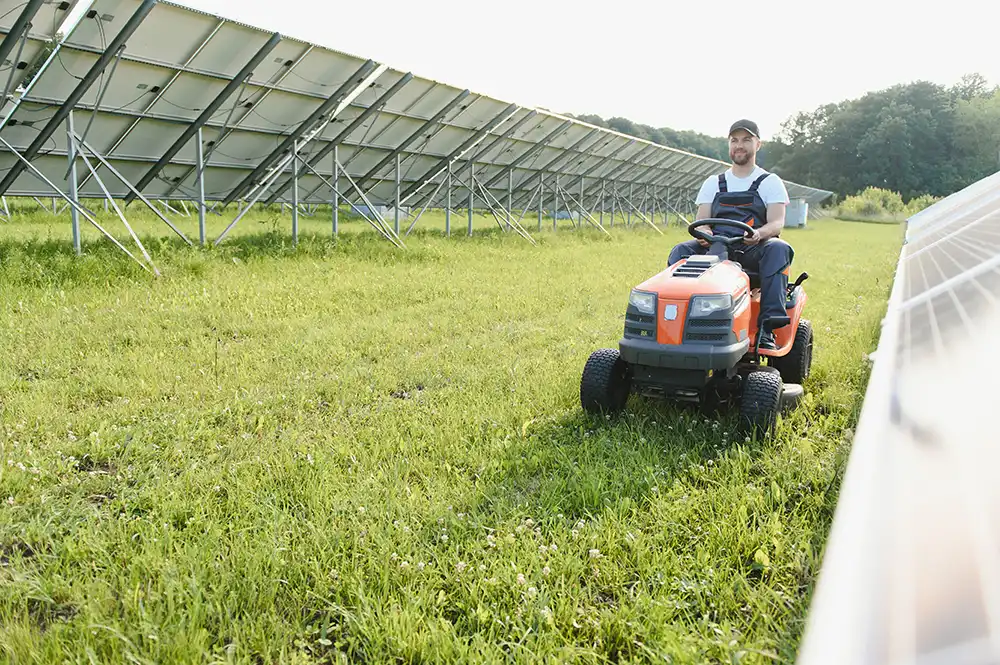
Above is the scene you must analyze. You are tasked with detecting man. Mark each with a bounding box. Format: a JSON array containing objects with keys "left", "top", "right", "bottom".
[{"left": 667, "top": 119, "right": 794, "bottom": 351}]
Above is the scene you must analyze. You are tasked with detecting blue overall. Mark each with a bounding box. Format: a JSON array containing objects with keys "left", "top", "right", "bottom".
[{"left": 668, "top": 172, "right": 794, "bottom": 336}]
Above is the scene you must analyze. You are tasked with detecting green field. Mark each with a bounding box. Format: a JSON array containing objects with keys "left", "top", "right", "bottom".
[{"left": 0, "top": 207, "right": 902, "bottom": 664}]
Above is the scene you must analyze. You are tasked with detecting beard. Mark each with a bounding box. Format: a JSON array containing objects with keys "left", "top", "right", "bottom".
[{"left": 731, "top": 149, "right": 752, "bottom": 165}]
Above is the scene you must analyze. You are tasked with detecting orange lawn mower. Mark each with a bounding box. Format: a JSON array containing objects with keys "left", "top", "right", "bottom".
[{"left": 580, "top": 219, "right": 813, "bottom": 436}]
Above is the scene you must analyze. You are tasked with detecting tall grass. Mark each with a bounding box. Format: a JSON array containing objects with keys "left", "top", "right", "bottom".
[{"left": 0, "top": 210, "right": 902, "bottom": 664}]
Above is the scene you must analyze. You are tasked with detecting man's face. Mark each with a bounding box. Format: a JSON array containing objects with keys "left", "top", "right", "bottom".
[{"left": 729, "top": 130, "right": 759, "bottom": 166}]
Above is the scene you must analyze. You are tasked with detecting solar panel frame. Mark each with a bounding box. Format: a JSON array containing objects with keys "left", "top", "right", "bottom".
[
  {"left": 796, "top": 168, "right": 1000, "bottom": 665},
  {"left": 0, "top": 0, "right": 833, "bottom": 243}
]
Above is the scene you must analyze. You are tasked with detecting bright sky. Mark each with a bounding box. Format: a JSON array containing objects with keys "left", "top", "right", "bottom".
[{"left": 76, "top": 0, "right": 1000, "bottom": 141}]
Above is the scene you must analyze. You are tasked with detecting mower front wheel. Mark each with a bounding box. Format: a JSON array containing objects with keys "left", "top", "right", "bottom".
[
  {"left": 580, "top": 348, "right": 631, "bottom": 415},
  {"left": 738, "top": 370, "right": 783, "bottom": 437}
]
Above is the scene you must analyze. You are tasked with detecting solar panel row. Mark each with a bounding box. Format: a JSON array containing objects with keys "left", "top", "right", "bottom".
[
  {"left": 796, "top": 168, "right": 1000, "bottom": 665},
  {"left": 0, "top": 0, "right": 832, "bottom": 243}
]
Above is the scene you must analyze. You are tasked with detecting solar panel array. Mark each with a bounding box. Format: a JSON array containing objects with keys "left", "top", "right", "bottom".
[
  {"left": 797, "top": 167, "right": 1000, "bottom": 665},
  {"left": 0, "top": 0, "right": 832, "bottom": 246}
]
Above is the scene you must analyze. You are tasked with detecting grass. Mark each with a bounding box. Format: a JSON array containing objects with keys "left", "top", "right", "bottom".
[{"left": 0, "top": 205, "right": 903, "bottom": 664}]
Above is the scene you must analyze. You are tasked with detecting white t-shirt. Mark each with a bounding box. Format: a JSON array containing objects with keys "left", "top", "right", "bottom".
[{"left": 695, "top": 166, "right": 790, "bottom": 207}]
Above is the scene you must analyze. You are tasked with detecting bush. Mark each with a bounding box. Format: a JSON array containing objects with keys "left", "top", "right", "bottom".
[{"left": 835, "top": 187, "right": 940, "bottom": 221}]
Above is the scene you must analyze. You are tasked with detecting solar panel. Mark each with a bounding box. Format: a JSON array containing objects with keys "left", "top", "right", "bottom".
[
  {"left": 0, "top": 0, "right": 833, "bottom": 253},
  {"left": 796, "top": 168, "right": 1000, "bottom": 665}
]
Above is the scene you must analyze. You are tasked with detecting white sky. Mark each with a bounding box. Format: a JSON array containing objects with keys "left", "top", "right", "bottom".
[{"left": 75, "top": 0, "right": 1000, "bottom": 141}]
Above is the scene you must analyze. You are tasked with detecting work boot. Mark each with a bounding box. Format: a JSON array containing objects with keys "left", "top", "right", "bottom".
[{"left": 758, "top": 331, "right": 777, "bottom": 351}]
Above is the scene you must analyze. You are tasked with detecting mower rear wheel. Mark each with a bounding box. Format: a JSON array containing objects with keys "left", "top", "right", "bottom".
[
  {"left": 580, "top": 348, "right": 631, "bottom": 415},
  {"left": 738, "top": 370, "right": 783, "bottom": 437},
  {"left": 771, "top": 319, "right": 813, "bottom": 385}
]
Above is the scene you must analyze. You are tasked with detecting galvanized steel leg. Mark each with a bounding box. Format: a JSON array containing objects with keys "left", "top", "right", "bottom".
[
  {"left": 610, "top": 183, "right": 616, "bottom": 227},
  {"left": 600, "top": 180, "right": 605, "bottom": 227},
  {"left": 197, "top": 127, "right": 206, "bottom": 246},
  {"left": 446, "top": 161, "right": 451, "bottom": 237},
  {"left": 553, "top": 174, "right": 559, "bottom": 231},
  {"left": 467, "top": 159, "right": 474, "bottom": 236},
  {"left": 394, "top": 153, "right": 401, "bottom": 235},
  {"left": 538, "top": 172, "right": 543, "bottom": 232},
  {"left": 507, "top": 170, "right": 513, "bottom": 230},
  {"left": 67, "top": 111, "right": 81, "bottom": 255},
  {"left": 333, "top": 146, "right": 339, "bottom": 236},
  {"left": 291, "top": 141, "right": 299, "bottom": 246}
]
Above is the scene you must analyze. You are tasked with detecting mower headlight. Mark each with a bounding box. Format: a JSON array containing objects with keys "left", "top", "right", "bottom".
[
  {"left": 629, "top": 290, "right": 656, "bottom": 315},
  {"left": 690, "top": 294, "right": 732, "bottom": 317}
]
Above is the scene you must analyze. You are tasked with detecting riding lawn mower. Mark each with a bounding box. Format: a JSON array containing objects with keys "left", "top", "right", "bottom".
[{"left": 580, "top": 219, "right": 813, "bottom": 436}]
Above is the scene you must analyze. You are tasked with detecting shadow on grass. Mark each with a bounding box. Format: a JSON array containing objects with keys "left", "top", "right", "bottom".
[
  {"left": 460, "top": 392, "right": 844, "bottom": 661},
  {"left": 0, "top": 226, "right": 526, "bottom": 287},
  {"left": 474, "top": 394, "right": 758, "bottom": 524}
]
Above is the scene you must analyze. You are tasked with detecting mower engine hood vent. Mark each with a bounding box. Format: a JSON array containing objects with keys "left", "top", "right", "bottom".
[{"left": 673, "top": 255, "right": 719, "bottom": 278}]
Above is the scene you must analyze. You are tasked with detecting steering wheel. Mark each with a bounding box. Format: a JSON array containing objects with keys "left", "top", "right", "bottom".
[{"left": 687, "top": 218, "right": 756, "bottom": 247}]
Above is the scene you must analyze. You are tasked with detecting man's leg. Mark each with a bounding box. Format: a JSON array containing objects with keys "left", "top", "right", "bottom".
[
  {"left": 668, "top": 239, "right": 727, "bottom": 265},
  {"left": 736, "top": 239, "right": 794, "bottom": 350}
]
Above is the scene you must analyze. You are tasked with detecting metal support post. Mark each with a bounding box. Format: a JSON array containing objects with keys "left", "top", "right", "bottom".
[
  {"left": 553, "top": 174, "right": 559, "bottom": 231},
  {"left": 611, "top": 182, "right": 616, "bottom": 227},
  {"left": 467, "top": 159, "right": 474, "bottom": 236},
  {"left": 446, "top": 160, "right": 452, "bottom": 237},
  {"left": 507, "top": 170, "right": 513, "bottom": 230},
  {"left": 538, "top": 172, "right": 543, "bottom": 232},
  {"left": 66, "top": 111, "right": 81, "bottom": 255},
  {"left": 291, "top": 141, "right": 299, "bottom": 246},
  {"left": 332, "top": 146, "right": 339, "bottom": 236},
  {"left": 395, "top": 153, "right": 401, "bottom": 235},
  {"left": 196, "top": 127, "right": 206, "bottom": 246},
  {"left": 600, "top": 180, "right": 605, "bottom": 227},
  {"left": 579, "top": 177, "right": 585, "bottom": 228},
  {"left": 628, "top": 183, "right": 633, "bottom": 225}
]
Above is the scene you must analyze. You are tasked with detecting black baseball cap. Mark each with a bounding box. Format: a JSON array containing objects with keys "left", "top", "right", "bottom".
[{"left": 729, "top": 119, "right": 759, "bottom": 138}]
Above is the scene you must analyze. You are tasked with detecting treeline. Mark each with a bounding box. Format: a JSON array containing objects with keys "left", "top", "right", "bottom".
[
  {"left": 568, "top": 73, "right": 1000, "bottom": 202},
  {"left": 565, "top": 114, "right": 730, "bottom": 163}
]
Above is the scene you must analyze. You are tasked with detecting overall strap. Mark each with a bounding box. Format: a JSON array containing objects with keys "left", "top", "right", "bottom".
[
  {"left": 717, "top": 173, "right": 728, "bottom": 193},
  {"left": 748, "top": 172, "right": 771, "bottom": 192}
]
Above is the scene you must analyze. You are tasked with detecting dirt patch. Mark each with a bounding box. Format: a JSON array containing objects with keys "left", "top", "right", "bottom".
[
  {"left": 0, "top": 540, "right": 36, "bottom": 566},
  {"left": 76, "top": 455, "right": 116, "bottom": 476},
  {"left": 26, "top": 598, "right": 78, "bottom": 631},
  {"left": 390, "top": 383, "right": 425, "bottom": 400}
]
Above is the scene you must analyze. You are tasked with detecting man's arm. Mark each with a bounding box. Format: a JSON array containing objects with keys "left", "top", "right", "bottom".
[
  {"left": 693, "top": 203, "right": 714, "bottom": 246},
  {"left": 759, "top": 202, "right": 786, "bottom": 240},
  {"left": 745, "top": 173, "right": 789, "bottom": 244}
]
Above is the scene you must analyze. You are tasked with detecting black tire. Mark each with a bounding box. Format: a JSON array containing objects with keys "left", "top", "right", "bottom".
[
  {"left": 770, "top": 319, "right": 813, "bottom": 385},
  {"left": 580, "top": 348, "right": 631, "bottom": 415},
  {"left": 738, "top": 370, "right": 783, "bottom": 437}
]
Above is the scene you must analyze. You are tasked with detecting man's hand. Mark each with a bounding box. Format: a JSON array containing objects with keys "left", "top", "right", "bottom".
[
  {"left": 696, "top": 227, "right": 713, "bottom": 247},
  {"left": 743, "top": 228, "right": 761, "bottom": 246}
]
